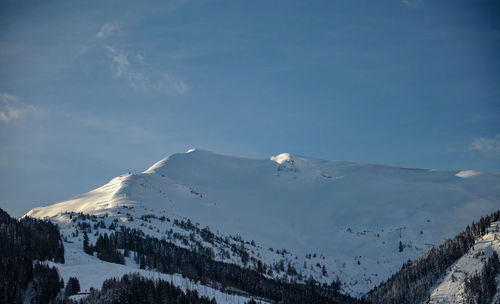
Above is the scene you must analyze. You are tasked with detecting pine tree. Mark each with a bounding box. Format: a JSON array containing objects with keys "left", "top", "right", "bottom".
[
  {"left": 140, "top": 255, "right": 146, "bottom": 269},
  {"left": 65, "top": 277, "right": 81, "bottom": 297},
  {"left": 83, "top": 231, "right": 91, "bottom": 255}
]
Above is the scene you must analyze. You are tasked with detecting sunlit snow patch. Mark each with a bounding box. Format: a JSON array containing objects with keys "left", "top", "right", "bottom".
[
  {"left": 270, "top": 153, "right": 292, "bottom": 164},
  {"left": 455, "top": 170, "right": 482, "bottom": 178}
]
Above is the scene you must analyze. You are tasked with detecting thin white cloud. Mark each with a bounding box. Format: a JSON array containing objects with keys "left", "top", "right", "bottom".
[
  {"left": 401, "top": 0, "right": 421, "bottom": 7},
  {"left": 0, "top": 93, "right": 37, "bottom": 123},
  {"left": 136, "top": 53, "right": 145, "bottom": 63},
  {"left": 104, "top": 46, "right": 190, "bottom": 95},
  {"left": 105, "top": 46, "right": 130, "bottom": 77},
  {"left": 158, "top": 73, "right": 191, "bottom": 95},
  {"left": 92, "top": 21, "right": 190, "bottom": 96},
  {"left": 469, "top": 134, "right": 500, "bottom": 154},
  {"left": 96, "top": 23, "right": 118, "bottom": 39}
]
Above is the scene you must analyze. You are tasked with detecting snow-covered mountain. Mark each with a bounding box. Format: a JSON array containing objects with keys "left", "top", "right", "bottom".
[{"left": 26, "top": 149, "right": 500, "bottom": 297}]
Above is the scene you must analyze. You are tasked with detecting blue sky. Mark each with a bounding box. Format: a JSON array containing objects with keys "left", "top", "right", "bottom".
[{"left": 1, "top": 0, "right": 499, "bottom": 216}]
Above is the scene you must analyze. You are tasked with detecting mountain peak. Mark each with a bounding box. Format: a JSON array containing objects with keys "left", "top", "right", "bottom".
[
  {"left": 144, "top": 148, "right": 218, "bottom": 174},
  {"left": 270, "top": 153, "right": 293, "bottom": 164},
  {"left": 185, "top": 148, "right": 214, "bottom": 154}
]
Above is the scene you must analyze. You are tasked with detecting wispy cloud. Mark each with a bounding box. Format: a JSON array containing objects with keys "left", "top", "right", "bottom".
[
  {"left": 105, "top": 46, "right": 130, "bottom": 78},
  {"left": 156, "top": 73, "right": 191, "bottom": 95},
  {"left": 469, "top": 134, "right": 500, "bottom": 154},
  {"left": 96, "top": 23, "right": 118, "bottom": 39},
  {"left": 0, "top": 93, "right": 37, "bottom": 123},
  {"left": 104, "top": 46, "right": 190, "bottom": 95},
  {"left": 136, "top": 53, "right": 145, "bottom": 63},
  {"left": 401, "top": 0, "right": 422, "bottom": 7},
  {"left": 91, "top": 21, "right": 191, "bottom": 95}
]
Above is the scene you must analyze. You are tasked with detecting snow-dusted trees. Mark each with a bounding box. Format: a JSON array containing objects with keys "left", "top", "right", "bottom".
[
  {"left": 80, "top": 273, "right": 216, "bottom": 304},
  {"left": 463, "top": 251, "right": 500, "bottom": 304},
  {"left": 367, "top": 210, "right": 500, "bottom": 304},
  {"left": 86, "top": 226, "right": 360, "bottom": 304}
]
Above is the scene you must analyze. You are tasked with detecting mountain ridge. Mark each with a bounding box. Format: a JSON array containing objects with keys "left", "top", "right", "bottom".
[{"left": 25, "top": 149, "right": 500, "bottom": 296}]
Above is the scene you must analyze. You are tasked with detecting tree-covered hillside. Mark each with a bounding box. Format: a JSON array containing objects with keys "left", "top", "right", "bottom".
[{"left": 0, "top": 208, "right": 64, "bottom": 303}]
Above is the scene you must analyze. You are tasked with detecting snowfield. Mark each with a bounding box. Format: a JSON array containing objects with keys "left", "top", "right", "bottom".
[{"left": 26, "top": 149, "right": 500, "bottom": 297}]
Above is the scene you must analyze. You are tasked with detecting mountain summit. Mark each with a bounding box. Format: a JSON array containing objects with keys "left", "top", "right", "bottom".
[{"left": 26, "top": 149, "right": 500, "bottom": 296}]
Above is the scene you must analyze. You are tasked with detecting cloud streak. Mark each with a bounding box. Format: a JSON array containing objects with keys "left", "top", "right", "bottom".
[
  {"left": 401, "top": 0, "right": 421, "bottom": 7},
  {"left": 155, "top": 73, "right": 191, "bottom": 95},
  {"left": 96, "top": 23, "right": 118, "bottom": 39},
  {"left": 105, "top": 46, "right": 130, "bottom": 78},
  {"left": 469, "top": 134, "right": 500, "bottom": 154},
  {"left": 0, "top": 93, "right": 37, "bottom": 123},
  {"left": 89, "top": 22, "right": 191, "bottom": 96},
  {"left": 104, "top": 46, "right": 190, "bottom": 95}
]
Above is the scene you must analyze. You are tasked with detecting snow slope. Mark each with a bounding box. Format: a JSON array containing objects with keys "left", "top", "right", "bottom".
[
  {"left": 429, "top": 222, "right": 500, "bottom": 304},
  {"left": 48, "top": 235, "right": 267, "bottom": 304},
  {"left": 26, "top": 149, "right": 500, "bottom": 296}
]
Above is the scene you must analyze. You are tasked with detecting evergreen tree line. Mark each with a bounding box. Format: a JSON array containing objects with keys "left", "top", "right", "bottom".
[
  {"left": 64, "top": 277, "right": 81, "bottom": 298},
  {"left": 0, "top": 208, "right": 65, "bottom": 304},
  {"left": 87, "top": 226, "right": 362, "bottom": 304},
  {"left": 83, "top": 232, "right": 125, "bottom": 265},
  {"left": 31, "top": 263, "right": 65, "bottom": 304},
  {"left": 463, "top": 251, "right": 500, "bottom": 304},
  {"left": 366, "top": 210, "right": 500, "bottom": 304},
  {"left": 71, "top": 273, "right": 217, "bottom": 304}
]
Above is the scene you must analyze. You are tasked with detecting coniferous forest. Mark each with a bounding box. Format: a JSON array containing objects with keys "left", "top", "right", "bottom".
[
  {"left": 73, "top": 273, "right": 218, "bottom": 304},
  {"left": 0, "top": 208, "right": 64, "bottom": 304},
  {"left": 85, "top": 226, "right": 360, "bottom": 304},
  {"left": 463, "top": 251, "right": 499, "bottom": 304},
  {"left": 366, "top": 210, "right": 500, "bottom": 304},
  {"left": 2, "top": 206, "right": 500, "bottom": 304},
  {"left": 0, "top": 208, "right": 234, "bottom": 304}
]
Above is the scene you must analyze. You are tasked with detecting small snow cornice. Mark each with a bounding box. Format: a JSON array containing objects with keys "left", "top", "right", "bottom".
[
  {"left": 270, "top": 153, "right": 293, "bottom": 164},
  {"left": 455, "top": 170, "right": 482, "bottom": 178}
]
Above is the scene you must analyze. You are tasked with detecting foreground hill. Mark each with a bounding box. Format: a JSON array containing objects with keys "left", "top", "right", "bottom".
[{"left": 26, "top": 149, "right": 500, "bottom": 296}]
